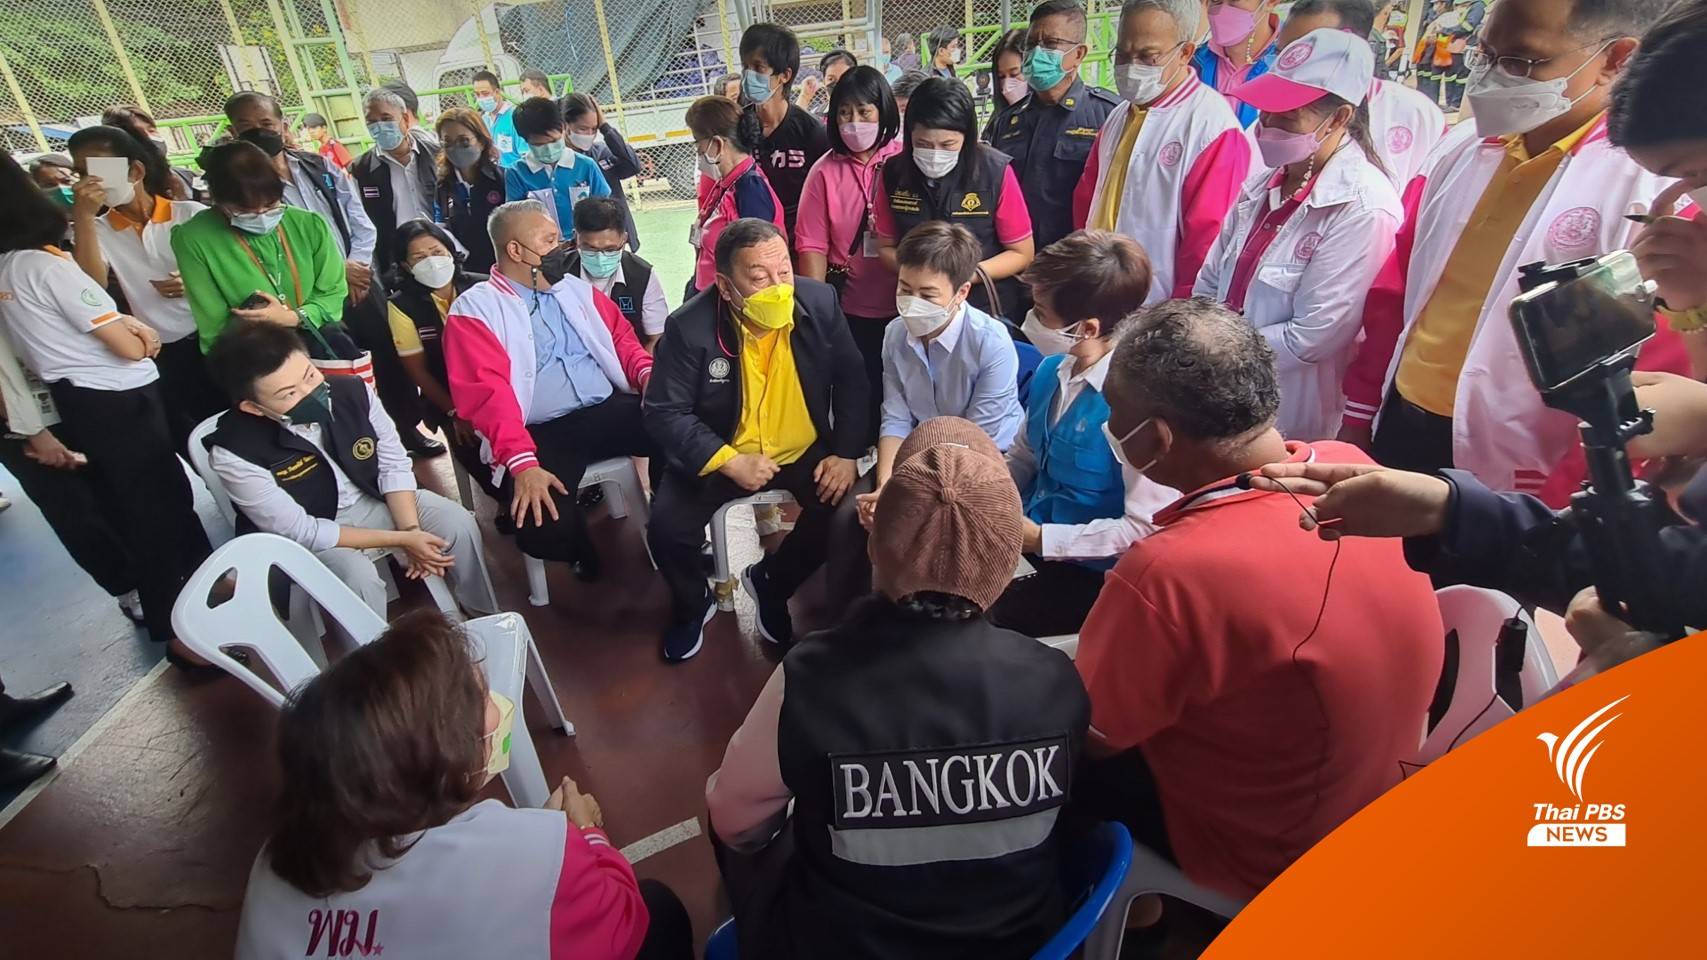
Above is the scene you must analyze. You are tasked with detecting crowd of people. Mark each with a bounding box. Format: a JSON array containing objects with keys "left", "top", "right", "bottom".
[{"left": 4, "top": 0, "right": 1707, "bottom": 956}]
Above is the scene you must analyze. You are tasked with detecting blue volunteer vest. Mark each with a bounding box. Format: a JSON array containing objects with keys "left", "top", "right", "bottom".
[{"left": 1021, "top": 354, "right": 1125, "bottom": 568}]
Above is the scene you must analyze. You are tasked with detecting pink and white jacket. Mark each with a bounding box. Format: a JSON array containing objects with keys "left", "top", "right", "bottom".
[
  {"left": 1343, "top": 117, "right": 1688, "bottom": 495},
  {"left": 1367, "top": 79, "right": 1446, "bottom": 193},
  {"left": 444, "top": 270, "right": 653, "bottom": 481},
  {"left": 234, "top": 800, "right": 650, "bottom": 960},
  {"left": 1072, "top": 75, "right": 1255, "bottom": 304}
]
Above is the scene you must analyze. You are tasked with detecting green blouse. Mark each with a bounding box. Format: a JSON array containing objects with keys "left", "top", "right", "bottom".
[{"left": 170, "top": 205, "right": 348, "bottom": 351}]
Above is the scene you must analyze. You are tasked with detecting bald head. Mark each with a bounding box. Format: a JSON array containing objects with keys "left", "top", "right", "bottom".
[{"left": 487, "top": 200, "right": 560, "bottom": 270}]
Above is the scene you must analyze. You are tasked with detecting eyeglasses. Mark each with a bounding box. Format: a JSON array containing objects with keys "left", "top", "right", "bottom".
[
  {"left": 1114, "top": 41, "right": 1186, "bottom": 68},
  {"left": 1021, "top": 36, "right": 1085, "bottom": 54},
  {"left": 1463, "top": 38, "right": 1610, "bottom": 80}
]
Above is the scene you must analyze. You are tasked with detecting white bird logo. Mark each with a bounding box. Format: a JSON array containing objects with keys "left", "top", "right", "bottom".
[{"left": 1536, "top": 696, "right": 1628, "bottom": 803}]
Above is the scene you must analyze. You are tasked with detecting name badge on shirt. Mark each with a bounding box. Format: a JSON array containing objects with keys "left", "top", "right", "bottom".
[
  {"left": 863, "top": 231, "right": 879, "bottom": 258},
  {"left": 361, "top": 185, "right": 382, "bottom": 199},
  {"left": 689, "top": 222, "right": 706, "bottom": 248}
]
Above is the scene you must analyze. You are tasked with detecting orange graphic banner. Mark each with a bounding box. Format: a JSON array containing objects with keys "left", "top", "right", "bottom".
[{"left": 1203, "top": 632, "right": 1707, "bottom": 956}]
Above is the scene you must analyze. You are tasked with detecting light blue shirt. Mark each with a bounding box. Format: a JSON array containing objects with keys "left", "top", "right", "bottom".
[
  {"left": 879, "top": 302, "right": 1023, "bottom": 449},
  {"left": 504, "top": 151, "right": 611, "bottom": 233},
  {"left": 527, "top": 291, "right": 614, "bottom": 423},
  {"left": 485, "top": 104, "right": 523, "bottom": 167}
]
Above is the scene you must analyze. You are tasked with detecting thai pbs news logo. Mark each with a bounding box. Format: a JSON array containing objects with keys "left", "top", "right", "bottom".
[{"left": 1528, "top": 695, "right": 1628, "bottom": 847}]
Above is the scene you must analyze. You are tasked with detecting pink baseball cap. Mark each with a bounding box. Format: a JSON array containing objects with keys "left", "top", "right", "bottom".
[{"left": 1233, "top": 27, "right": 1375, "bottom": 114}]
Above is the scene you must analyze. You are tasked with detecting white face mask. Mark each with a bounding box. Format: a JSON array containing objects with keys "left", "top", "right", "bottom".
[
  {"left": 897, "top": 294, "right": 957, "bottom": 339},
  {"left": 696, "top": 143, "right": 722, "bottom": 179},
  {"left": 914, "top": 147, "right": 959, "bottom": 179},
  {"left": 1114, "top": 49, "right": 1181, "bottom": 105},
  {"left": 410, "top": 254, "right": 456, "bottom": 289},
  {"left": 1021, "top": 309, "right": 1086, "bottom": 356},
  {"left": 102, "top": 174, "right": 137, "bottom": 207},
  {"left": 1102, "top": 417, "right": 1158, "bottom": 474},
  {"left": 1465, "top": 45, "right": 1608, "bottom": 139},
  {"left": 568, "top": 131, "right": 598, "bottom": 151}
]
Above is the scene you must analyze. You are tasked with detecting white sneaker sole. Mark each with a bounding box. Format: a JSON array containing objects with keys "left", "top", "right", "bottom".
[{"left": 741, "top": 566, "right": 785, "bottom": 646}]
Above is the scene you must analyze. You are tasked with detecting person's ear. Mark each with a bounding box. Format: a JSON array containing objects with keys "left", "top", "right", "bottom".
[
  {"left": 238, "top": 398, "right": 267, "bottom": 418},
  {"left": 955, "top": 279, "right": 974, "bottom": 304},
  {"left": 1080, "top": 316, "right": 1103, "bottom": 339},
  {"left": 1332, "top": 104, "right": 1354, "bottom": 134},
  {"left": 1151, "top": 417, "right": 1174, "bottom": 457},
  {"left": 1600, "top": 37, "right": 1639, "bottom": 85},
  {"left": 130, "top": 160, "right": 145, "bottom": 184}
]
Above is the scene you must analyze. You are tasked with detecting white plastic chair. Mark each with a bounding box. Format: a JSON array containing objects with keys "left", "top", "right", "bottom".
[
  {"left": 1080, "top": 844, "right": 1247, "bottom": 959},
  {"left": 518, "top": 457, "right": 654, "bottom": 607},
  {"left": 1410, "top": 585, "right": 1561, "bottom": 768},
  {"left": 187, "top": 415, "right": 460, "bottom": 622},
  {"left": 170, "top": 533, "right": 573, "bottom": 807},
  {"left": 709, "top": 490, "right": 798, "bottom": 612},
  {"left": 1040, "top": 635, "right": 1079, "bottom": 659}
]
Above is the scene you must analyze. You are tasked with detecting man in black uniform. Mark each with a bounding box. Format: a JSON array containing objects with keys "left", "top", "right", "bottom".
[
  {"left": 989, "top": 0, "right": 1120, "bottom": 252},
  {"left": 740, "top": 22, "right": 830, "bottom": 246}
]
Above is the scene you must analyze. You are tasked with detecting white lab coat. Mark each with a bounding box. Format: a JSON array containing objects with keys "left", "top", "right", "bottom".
[{"left": 1195, "top": 143, "right": 1402, "bottom": 441}]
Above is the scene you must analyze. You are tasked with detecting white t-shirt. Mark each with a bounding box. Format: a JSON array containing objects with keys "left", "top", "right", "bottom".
[
  {"left": 0, "top": 248, "right": 157, "bottom": 391},
  {"left": 96, "top": 196, "right": 205, "bottom": 343}
]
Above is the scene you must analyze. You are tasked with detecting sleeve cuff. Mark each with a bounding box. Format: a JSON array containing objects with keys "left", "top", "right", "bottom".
[
  {"left": 309, "top": 518, "right": 341, "bottom": 553},
  {"left": 1038, "top": 523, "right": 1071, "bottom": 559},
  {"left": 504, "top": 450, "right": 540, "bottom": 474},
  {"left": 379, "top": 474, "right": 418, "bottom": 496},
  {"left": 701, "top": 445, "right": 738, "bottom": 477}
]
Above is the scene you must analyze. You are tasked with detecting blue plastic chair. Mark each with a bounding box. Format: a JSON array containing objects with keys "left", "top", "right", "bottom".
[
  {"left": 1032, "top": 821, "right": 1136, "bottom": 960},
  {"left": 1013, "top": 337, "right": 1045, "bottom": 401},
  {"left": 700, "top": 822, "right": 1135, "bottom": 960},
  {"left": 704, "top": 917, "right": 737, "bottom": 960}
]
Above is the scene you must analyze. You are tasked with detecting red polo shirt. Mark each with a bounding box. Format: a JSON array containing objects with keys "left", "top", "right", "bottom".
[{"left": 1076, "top": 441, "right": 1442, "bottom": 899}]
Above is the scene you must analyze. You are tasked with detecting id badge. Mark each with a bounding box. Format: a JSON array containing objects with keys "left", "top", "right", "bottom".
[
  {"left": 689, "top": 222, "right": 705, "bottom": 248},
  {"left": 862, "top": 231, "right": 879, "bottom": 258}
]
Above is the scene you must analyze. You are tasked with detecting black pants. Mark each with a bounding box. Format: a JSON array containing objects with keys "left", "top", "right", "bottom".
[
  {"left": 0, "top": 434, "right": 135, "bottom": 597},
  {"left": 47, "top": 380, "right": 211, "bottom": 642},
  {"left": 1371, "top": 386, "right": 1455, "bottom": 475},
  {"left": 498, "top": 393, "right": 660, "bottom": 561},
  {"left": 342, "top": 279, "right": 422, "bottom": 437},
  {"left": 648, "top": 448, "right": 836, "bottom": 623},
  {"left": 845, "top": 313, "right": 888, "bottom": 450},
  {"left": 1443, "top": 53, "right": 1469, "bottom": 110},
  {"left": 635, "top": 878, "right": 694, "bottom": 960},
  {"left": 1071, "top": 748, "right": 1176, "bottom": 865},
  {"left": 987, "top": 556, "right": 1109, "bottom": 638},
  {"left": 152, "top": 334, "right": 225, "bottom": 457}
]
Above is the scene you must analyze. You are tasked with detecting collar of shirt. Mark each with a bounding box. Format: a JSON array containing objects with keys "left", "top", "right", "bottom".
[
  {"left": 521, "top": 145, "right": 579, "bottom": 175},
  {"left": 1050, "top": 349, "right": 1111, "bottom": 422},
  {"left": 1153, "top": 440, "right": 1315, "bottom": 524},
  {"left": 381, "top": 148, "right": 419, "bottom": 172},
  {"left": 580, "top": 260, "right": 626, "bottom": 291},
  {"left": 105, "top": 195, "right": 173, "bottom": 233},
  {"left": 714, "top": 156, "right": 759, "bottom": 190},
  {"left": 908, "top": 303, "right": 967, "bottom": 356},
  {"left": 1498, "top": 109, "right": 1604, "bottom": 165}
]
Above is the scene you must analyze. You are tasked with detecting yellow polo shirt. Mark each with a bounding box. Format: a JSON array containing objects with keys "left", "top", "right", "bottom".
[
  {"left": 1394, "top": 113, "right": 1603, "bottom": 416},
  {"left": 1089, "top": 107, "right": 1150, "bottom": 232},
  {"left": 700, "top": 318, "right": 817, "bottom": 475},
  {"left": 385, "top": 294, "right": 451, "bottom": 357}
]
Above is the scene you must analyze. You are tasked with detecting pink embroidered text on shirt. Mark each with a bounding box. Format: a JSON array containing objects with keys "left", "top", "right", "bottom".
[{"left": 305, "top": 908, "right": 383, "bottom": 958}]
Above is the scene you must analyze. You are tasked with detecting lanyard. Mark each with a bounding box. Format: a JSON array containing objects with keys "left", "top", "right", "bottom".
[
  {"left": 235, "top": 226, "right": 304, "bottom": 309},
  {"left": 697, "top": 164, "right": 744, "bottom": 231}
]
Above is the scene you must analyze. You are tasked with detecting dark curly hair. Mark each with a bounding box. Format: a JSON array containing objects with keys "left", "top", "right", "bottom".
[{"left": 1106, "top": 297, "right": 1280, "bottom": 441}]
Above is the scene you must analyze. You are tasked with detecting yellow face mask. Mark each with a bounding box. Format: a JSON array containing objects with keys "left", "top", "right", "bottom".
[
  {"left": 482, "top": 691, "right": 515, "bottom": 780},
  {"left": 738, "top": 282, "right": 796, "bottom": 331}
]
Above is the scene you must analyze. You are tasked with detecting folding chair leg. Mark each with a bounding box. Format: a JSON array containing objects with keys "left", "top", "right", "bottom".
[
  {"left": 524, "top": 556, "right": 550, "bottom": 607},
  {"left": 451, "top": 457, "right": 476, "bottom": 511},
  {"left": 710, "top": 504, "right": 736, "bottom": 612},
  {"left": 525, "top": 637, "right": 574, "bottom": 735},
  {"left": 500, "top": 722, "right": 552, "bottom": 808}
]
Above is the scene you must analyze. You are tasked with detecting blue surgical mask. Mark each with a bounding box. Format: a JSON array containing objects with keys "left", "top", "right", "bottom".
[
  {"left": 581, "top": 249, "right": 622, "bottom": 279},
  {"left": 1022, "top": 45, "right": 1071, "bottom": 92},
  {"left": 530, "top": 138, "right": 566, "bottom": 165},
  {"left": 368, "top": 120, "right": 406, "bottom": 152},
  {"left": 230, "top": 207, "right": 285, "bottom": 235},
  {"left": 743, "top": 68, "right": 776, "bottom": 104},
  {"left": 476, "top": 95, "right": 497, "bottom": 113}
]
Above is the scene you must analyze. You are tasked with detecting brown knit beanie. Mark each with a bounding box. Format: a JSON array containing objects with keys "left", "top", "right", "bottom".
[{"left": 872, "top": 417, "right": 1024, "bottom": 610}]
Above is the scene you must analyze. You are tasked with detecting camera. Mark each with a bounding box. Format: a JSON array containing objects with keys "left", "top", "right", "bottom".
[{"left": 1510, "top": 252, "right": 1684, "bottom": 639}]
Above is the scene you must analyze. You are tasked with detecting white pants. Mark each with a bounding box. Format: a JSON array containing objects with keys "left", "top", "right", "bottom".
[{"left": 316, "top": 490, "right": 499, "bottom": 617}]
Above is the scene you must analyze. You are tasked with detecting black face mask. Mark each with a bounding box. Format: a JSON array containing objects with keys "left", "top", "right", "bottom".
[
  {"left": 524, "top": 241, "right": 574, "bottom": 286},
  {"left": 239, "top": 128, "right": 287, "bottom": 157}
]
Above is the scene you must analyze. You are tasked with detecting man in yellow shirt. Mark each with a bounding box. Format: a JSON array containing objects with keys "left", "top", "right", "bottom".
[{"left": 644, "top": 219, "right": 868, "bottom": 661}]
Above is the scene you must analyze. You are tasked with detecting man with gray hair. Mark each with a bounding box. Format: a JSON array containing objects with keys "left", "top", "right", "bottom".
[
  {"left": 443, "top": 200, "right": 658, "bottom": 581},
  {"left": 350, "top": 86, "right": 440, "bottom": 271},
  {"left": 1075, "top": 297, "right": 1442, "bottom": 900}
]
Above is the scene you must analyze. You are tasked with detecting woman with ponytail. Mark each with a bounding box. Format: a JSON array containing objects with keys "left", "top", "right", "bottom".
[
  {"left": 1191, "top": 27, "right": 1401, "bottom": 441},
  {"left": 683, "top": 95, "right": 785, "bottom": 294}
]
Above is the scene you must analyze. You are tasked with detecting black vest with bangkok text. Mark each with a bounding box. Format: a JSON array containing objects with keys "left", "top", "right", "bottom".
[
  {"left": 882, "top": 144, "right": 1016, "bottom": 317},
  {"left": 772, "top": 600, "right": 1090, "bottom": 960},
  {"left": 205, "top": 375, "right": 383, "bottom": 534}
]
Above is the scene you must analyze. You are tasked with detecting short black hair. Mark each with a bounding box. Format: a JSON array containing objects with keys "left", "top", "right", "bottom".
[
  {"left": 896, "top": 221, "right": 980, "bottom": 288},
  {"left": 520, "top": 68, "right": 551, "bottom": 91},
  {"left": 899, "top": 77, "right": 980, "bottom": 187},
  {"left": 1566, "top": 0, "right": 1673, "bottom": 40},
  {"left": 1107, "top": 298, "right": 1280, "bottom": 441},
  {"left": 741, "top": 22, "right": 802, "bottom": 89},
  {"left": 512, "top": 97, "right": 564, "bottom": 139},
  {"left": 0, "top": 151, "right": 69, "bottom": 253},
  {"left": 224, "top": 90, "right": 284, "bottom": 122},
  {"left": 714, "top": 217, "right": 786, "bottom": 275},
  {"left": 471, "top": 69, "right": 501, "bottom": 88},
  {"left": 383, "top": 81, "right": 421, "bottom": 116},
  {"left": 301, "top": 112, "right": 328, "bottom": 129},
  {"left": 1030, "top": 0, "right": 1089, "bottom": 35},
  {"left": 206, "top": 320, "right": 309, "bottom": 404},
  {"left": 573, "top": 196, "right": 627, "bottom": 236},
  {"left": 202, "top": 140, "right": 285, "bottom": 209},
  {"left": 820, "top": 49, "right": 858, "bottom": 74},
  {"left": 825, "top": 66, "right": 900, "bottom": 155},
  {"left": 68, "top": 123, "right": 172, "bottom": 199},
  {"left": 1610, "top": 0, "right": 1707, "bottom": 148},
  {"left": 561, "top": 92, "right": 598, "bottom": 125},
  {"left": 390, "top": 218, "right": 463, "bottom": 277},
  {"left": 927, "top": 25, "right": 961, "bottom": 56},
  {"left": 1286, "top": 0, "right": 1377, "bottom": 37}
]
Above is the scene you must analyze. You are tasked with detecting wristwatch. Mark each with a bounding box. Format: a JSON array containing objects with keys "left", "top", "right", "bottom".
[{"left": 1661, "top": 304, "right": 1707, "bottom": 333}]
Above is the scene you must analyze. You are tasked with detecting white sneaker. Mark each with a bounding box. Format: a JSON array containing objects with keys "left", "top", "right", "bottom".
[{"left": 117, "top": 590, "right": 146, "bottom": 625}]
